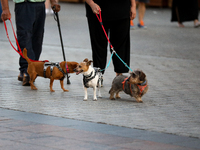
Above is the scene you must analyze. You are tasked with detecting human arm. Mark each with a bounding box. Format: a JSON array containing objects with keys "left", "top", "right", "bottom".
[
  {"left": 130, "top": 0, "right": 136, "bottom": 20},
  {"left": 85, "top": 0, "right": 101, "bottom": 14},
  {"left": 50, "top": 0, "right": 60, "bottom": 12},
  {"left": 1, "top": 0, "right": 11, "bottom": 21}
]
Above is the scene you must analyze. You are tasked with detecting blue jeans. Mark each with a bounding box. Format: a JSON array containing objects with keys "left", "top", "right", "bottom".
[{"left": 15, "top": 1, "right": 46, "bottom": 74}]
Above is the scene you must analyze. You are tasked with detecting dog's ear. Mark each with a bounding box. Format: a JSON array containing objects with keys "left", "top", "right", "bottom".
[
  {"left": 83, "top": 58, "right": 88, "bottom": 62},
  {"left": 139, "top": 71, "right": 146, "bottom": 81},
  {"left": 131, "top": 72, "right": 136, "bottom": 78},
  {"left": 87, "top": 60, "right": 93, "bottom": 66}
]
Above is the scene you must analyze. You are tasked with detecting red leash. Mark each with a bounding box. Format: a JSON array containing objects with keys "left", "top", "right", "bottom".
[
  {"left": 96, "top": 10, "right": 113, "bottom": 49},
  {"left": 3, "top": 19, "right": 48, "bottom": 62}
]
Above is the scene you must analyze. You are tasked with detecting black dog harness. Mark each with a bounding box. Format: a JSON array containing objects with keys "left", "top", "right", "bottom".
[
  {"left": 83, "top": 68, "right": 101, "bottom": 88},
  {"left": 43, "top": 62, "right": 68, "bottom": 80}
]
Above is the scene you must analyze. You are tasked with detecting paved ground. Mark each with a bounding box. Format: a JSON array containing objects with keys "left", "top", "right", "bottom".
[{"left": 0, "top": 1, "right": 200, "bottom": 149}]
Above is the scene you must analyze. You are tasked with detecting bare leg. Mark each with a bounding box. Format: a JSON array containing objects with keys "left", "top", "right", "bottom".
[{"left": 138, "top": 2, "right": 146, "bottom": 25}]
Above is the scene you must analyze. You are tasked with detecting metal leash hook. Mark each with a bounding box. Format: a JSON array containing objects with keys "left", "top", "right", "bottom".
[{"left": 53, "top": 8, "right": 71, "bottom": 84}]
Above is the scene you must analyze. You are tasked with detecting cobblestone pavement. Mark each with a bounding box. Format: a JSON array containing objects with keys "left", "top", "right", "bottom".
[{"left": 0, "top": 1, "right": 200, "bottom": 143}]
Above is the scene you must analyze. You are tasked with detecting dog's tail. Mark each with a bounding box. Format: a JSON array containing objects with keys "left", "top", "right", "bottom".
[{"left": 22, "top": 48, "right": 32, "bottom": 64}]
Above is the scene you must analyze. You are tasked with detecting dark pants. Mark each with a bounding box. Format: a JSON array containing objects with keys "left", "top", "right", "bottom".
[
  {"left": 15, "top": 1, "right": 45, "bottom": 74},
  {"left": 87, "top": 18, "right": 130, "bottom": 74},
  {"left": 0, "top": 1, "right": 2, "bottom": 17}
]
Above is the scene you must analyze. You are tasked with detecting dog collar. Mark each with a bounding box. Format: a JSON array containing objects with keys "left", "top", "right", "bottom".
[
  {"left": 65, "top": 63, "right": 69, "bottom": 73},
  {"left": 138, "top": 80, "right": 147, "bottom": 86},
  {"left": 122, "top": 77, "right": 147, "bottom": 96}
]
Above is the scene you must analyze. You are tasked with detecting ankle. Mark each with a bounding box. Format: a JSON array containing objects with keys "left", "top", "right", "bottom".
[{"left": 116, "top": 73, "right": 122, "bottom": 76}]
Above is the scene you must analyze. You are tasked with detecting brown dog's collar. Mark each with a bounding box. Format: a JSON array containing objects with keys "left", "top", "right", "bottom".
[
  {"left": 65, "top": 63, "right": 69, "bottom": 73},
  {"left": 122, "top": 77, "right": 147, "bottom": 96}
]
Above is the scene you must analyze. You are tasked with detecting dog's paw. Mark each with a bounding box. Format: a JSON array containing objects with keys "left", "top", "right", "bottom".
[
  {"left": 50, "top": 90, "right": 55, "bottom": 92},
  {"left": 83, "top": 99, "right": 87, "bottom": 101},
  {"left": 93, "top": 99, "right": 97, "bottom": 101},
  {"left": 116, "top": 96, "right": 121, "bottom": 99},
  {"left": 110, "top": 97, "right": 115, "bottom": 100},
  {"left": 31, "top": 87, "right": 37, "bottom": 90},
  {"left": 63, "top": 89, "right": 69, "bottom": 92}
]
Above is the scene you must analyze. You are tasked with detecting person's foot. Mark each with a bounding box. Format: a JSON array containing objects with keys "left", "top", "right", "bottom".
[
  {"left": 22, "top": 73, "right": 30, "bottom": 86},
  {"left": 137, "top": 23, "right": 147, "bottom": 29},
  {"left": 130, "top": 20, "right": 135, "bottom": 30},
  {"left": 178, "top": 23, "right": 184, "bottom": 28},
  {"left": 194, "top": 22, "right": 200, "bottom": 28},
  {"left": 18, "top": 72, "right": 23, "bottom": 81},
  {"left": 137, "top": 20, "right": 147, "bottom": 29}
]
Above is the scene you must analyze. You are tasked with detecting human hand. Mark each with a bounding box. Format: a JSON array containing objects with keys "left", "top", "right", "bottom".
[
  {"left": 1, "top": 9, "right": 11, "bottom": 21},
  {"left": 86, "top": 0, "right": 101, "bottom": 14},
  {"left": 91, "top": 3, "right": 101, "bottom": 14},
  {"left": 51, "top": 3, "right": 60, "bottom": 12},
  {"left": 130, "top": 6, "right": 136, "bottom": 20}
]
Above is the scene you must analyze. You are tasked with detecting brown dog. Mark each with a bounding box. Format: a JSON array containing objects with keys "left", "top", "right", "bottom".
[
  {"left": 109, "top": 69, "right": 148, "bottom": 103},
  {"left": 23, "top": 48, "right": 78, "bottom": 92}
]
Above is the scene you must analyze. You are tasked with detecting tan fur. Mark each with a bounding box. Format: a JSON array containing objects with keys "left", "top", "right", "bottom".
[
  {"left": 23, "top": 48, "right": 78, "bottom": 92},
  {"left": 74, "top": 58, "right": 93, "bottom": 75}
]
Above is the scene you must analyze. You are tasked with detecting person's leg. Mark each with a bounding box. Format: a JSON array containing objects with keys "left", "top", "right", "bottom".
[
  {"left": 138, "top": 2, "right": 145, "bottom": 23},
  {"left": 32, "top": 2, "right": 45, "bottom": 61},
  {"left": 138, "top": 2, "right": 147, "bottom": 28},
  {"left": 15, "top": 2, "right": 37, "bottom": 75},
  {"left": 110, "top": 18, "right": 130, "bottom": 74},
  {"left": 0, "top": 1, "right": 2, "bottom": 22},
  {"left": 175, "top": 6, "right": 184, "bottom": 27},
  {"left": 87, "top": 18, "right": 108, "bottom": 74}
]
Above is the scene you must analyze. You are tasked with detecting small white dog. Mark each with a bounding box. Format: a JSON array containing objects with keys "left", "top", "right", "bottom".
[{"left": 74, "top": 58, "right": 102, "bottom": 101}]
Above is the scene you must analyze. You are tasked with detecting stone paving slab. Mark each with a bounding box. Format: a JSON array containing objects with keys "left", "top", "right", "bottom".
[{"left": 0, "top": 108, "right": 200, "bottom": 150}]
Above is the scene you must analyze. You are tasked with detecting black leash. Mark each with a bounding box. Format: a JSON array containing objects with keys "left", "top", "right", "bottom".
[{"left": 54, "top": 11, "right": 71, "bottom": 84}]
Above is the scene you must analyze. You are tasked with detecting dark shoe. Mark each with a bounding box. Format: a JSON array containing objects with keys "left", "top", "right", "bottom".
[
  {"left": 18, "top": 72, "right": 23, "bottom": 81},
  {"left": 22, "top": 73, "right": 30, "bottom": 86}
]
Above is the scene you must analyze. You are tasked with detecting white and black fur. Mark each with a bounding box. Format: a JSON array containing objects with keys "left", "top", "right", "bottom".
[{"left": 74, "top": 58, "right": 102, "bottom": 101}]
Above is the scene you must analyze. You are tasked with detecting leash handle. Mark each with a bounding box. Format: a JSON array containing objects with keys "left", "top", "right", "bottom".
[{"left": 96, "top": 10, "right": 113, "bottom": 49}]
